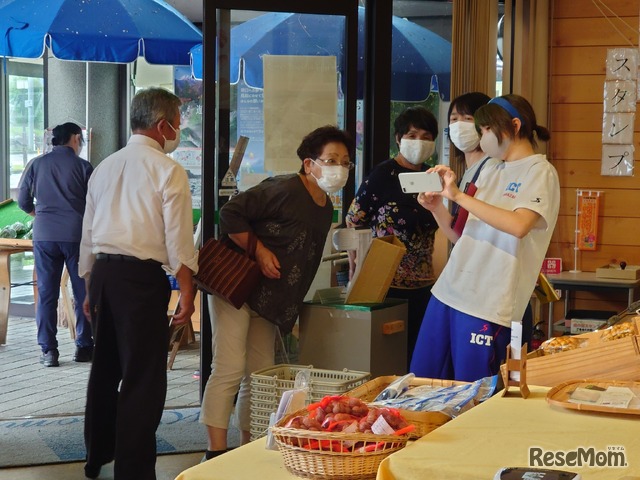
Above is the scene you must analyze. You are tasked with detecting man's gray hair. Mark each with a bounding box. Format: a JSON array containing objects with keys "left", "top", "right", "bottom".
[{"left": 130, "top": 88, "right": 181, "bottom": 131}]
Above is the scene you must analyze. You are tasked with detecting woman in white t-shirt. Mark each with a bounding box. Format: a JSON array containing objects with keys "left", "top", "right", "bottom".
[{"left": 410, "top": 94, "right": 560, "bottom": 382}]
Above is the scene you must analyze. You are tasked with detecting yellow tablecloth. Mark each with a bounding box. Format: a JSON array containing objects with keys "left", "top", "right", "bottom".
[
  {"left": 377, "top": 386, "right": 640, "bottom": 480},
  {"left": 174, "top": 438, "right": 296, "bottom": 480},
  {"left": 174, "top": 386, "right": 640, "bottom": 480}
]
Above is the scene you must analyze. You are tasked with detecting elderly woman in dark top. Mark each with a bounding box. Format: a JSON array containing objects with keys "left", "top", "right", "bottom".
[{"left": 199, "top": 125, "right": 354, "bottom": 460}]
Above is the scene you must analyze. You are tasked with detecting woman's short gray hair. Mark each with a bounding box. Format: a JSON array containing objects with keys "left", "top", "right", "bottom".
[{"left": 130, "top": 88, "right": 181, "bottom": 130}]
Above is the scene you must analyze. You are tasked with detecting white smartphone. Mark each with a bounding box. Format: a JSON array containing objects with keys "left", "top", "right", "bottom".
[{"left": 398, "top": 171, "right": 443, "bottom": 194}]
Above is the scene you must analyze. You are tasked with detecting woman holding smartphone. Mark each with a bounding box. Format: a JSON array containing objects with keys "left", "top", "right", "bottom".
[{"left": 410, "top": 94, "right": 560, "bottom": 382}]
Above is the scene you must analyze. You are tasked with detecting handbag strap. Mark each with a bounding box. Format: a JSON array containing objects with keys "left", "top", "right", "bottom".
[
  {"left": 246, "top": 232, "right": 258, "bottom": 259},
  {"left": 469, "top": 155, "right": 491, "bottom": 185},
  {"left": 451, "top": 155, "right": 491, "bottom": 219}
]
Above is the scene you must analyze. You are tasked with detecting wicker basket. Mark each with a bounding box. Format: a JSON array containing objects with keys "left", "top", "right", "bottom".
[
  {"left": 271, "top": 409, "right": 409, "bottom": 480},
  {"left": 346, "top": 376, "right": 470, "bottom": 439}
]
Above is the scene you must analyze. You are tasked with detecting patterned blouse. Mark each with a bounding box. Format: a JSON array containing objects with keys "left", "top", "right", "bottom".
[
  {"left": 220, "top": 174, "right": 333, "bottom": 332},
  {"left": 346, "top": 158, "right": 438, "bottom": 289}
]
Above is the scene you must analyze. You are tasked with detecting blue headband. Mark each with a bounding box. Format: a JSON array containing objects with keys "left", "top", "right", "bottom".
[{"left": 488, "top": 97, "right": 524, "bottom": 125}]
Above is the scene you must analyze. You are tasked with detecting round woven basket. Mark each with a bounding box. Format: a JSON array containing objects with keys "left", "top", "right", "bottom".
[{"left": 271, "top": 425, "right": 408, "bottom": 480}]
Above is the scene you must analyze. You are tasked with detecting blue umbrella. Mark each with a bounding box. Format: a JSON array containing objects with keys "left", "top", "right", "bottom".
[
  {"left": 190, "top": 8, "right": 451, "bottom": 101},
  {"left": 0, "top": 0, "right": 202, "bottom": 65}
]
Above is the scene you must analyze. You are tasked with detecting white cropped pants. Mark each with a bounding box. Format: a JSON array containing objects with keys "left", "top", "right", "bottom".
[{"left": 200, "top": 294, "right": 277, "bottom": 432}]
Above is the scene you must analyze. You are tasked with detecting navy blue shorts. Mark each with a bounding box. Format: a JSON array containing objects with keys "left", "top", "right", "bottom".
[{"left": 409, "top": 296, "right": 511, "bottom": 382}]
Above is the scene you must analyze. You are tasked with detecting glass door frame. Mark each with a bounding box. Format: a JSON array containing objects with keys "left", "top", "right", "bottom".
[{"left": 200, "top": 0, "right": 361, "bottom": 390}]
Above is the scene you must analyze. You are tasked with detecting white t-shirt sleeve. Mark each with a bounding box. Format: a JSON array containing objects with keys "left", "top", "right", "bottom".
[{"left": 512, "top": 161, "right": 560, "bottom": 231}]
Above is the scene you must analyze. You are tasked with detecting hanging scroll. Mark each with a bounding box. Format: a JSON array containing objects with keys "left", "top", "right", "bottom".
[{"left": 577, "top": 191, "right": 601, "bottom": 251}]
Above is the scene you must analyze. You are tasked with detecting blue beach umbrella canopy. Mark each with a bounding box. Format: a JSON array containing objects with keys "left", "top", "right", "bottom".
[
  {"left": 0, "top": 0, "right": 202, "bottom": 65},
  {"left": 190, "top": 7, "right": 451, "bottom": 101}
]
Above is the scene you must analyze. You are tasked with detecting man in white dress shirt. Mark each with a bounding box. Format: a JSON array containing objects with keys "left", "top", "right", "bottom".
[{"left": 79, "top": 87, "right": 198, "bottom": 480}]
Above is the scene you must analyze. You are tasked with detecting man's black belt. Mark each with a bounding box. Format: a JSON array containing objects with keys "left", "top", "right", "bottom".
[{"left": 96, "top": 253, "right": 161, "bottom": 265}]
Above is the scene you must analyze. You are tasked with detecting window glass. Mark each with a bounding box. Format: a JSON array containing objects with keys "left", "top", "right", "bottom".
[
  {"left": 390, "top": 1, "right": 452, "bottom": 166},
  {"left": 7, "top": 59, "right": 44, "bottom": 199},
  {"left": 222, "top": 10, "right": 348, "bottom": 211},
  {"left": 132, "top": 58, "right": 202, "bottom": 224}
]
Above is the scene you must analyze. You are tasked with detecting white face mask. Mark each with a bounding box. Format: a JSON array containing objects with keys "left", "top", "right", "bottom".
[
  {"left": 399, "top": 138, "right": 435, "bottom": 165},
  {"left": 449, "top": 121, "right": 480, "bottom": 153},
  {"left": 480, "top": 130, "right": 510, "bottom": 159},
  {"left": 311, "top": 160, "right": 349, "bottom": 193},
  {"left": 163, "top": 122, "right": 181, "bottom": 154}
]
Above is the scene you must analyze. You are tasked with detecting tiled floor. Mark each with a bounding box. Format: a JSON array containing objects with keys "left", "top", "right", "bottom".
[{"left": 0, "top": 315, "right": 201, "bottom": 419}]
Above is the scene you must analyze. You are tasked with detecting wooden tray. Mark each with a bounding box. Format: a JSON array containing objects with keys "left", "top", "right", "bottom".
[{"left": 546, "top": 379, "right": 640, "bottom": 415}]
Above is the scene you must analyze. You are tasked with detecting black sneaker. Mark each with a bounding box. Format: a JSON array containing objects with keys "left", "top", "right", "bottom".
[
  {"left": 73, "top": 346, "right": 94, "bottom": 363},
  {"left": 40, "top": 349, "right": 60, "bottom": 367}
]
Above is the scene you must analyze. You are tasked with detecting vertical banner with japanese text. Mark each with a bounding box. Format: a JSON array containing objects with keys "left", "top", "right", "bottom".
[
  {"left": 602, "top": 48, "right": 636, "bottom": 176},
  {"left": 577, "top": 191, "right": 601, "bottom": 251}
]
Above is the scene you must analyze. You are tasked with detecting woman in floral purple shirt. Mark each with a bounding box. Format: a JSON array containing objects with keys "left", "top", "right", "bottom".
[{"left": 346, "top": 106, "right": 439, "bottom": 370}]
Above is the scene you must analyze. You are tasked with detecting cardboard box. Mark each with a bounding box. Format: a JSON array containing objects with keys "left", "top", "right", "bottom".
[
  {"left": 345, "top": 235, "right": 406, "bottom": 304},
  {"left": 595, "top": 264, "right": 640, "bottom": 280},
  {"left": 507, "top": 318, "right": 640, "bottom": 387}
]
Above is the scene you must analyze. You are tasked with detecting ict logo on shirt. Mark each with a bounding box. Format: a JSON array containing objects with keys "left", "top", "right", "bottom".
[
  {"left": 469, "top": 323, "right": 493, "bottom": 347},
  {"left": 503, "top": 181, "right": 521, "bottom": 199}
]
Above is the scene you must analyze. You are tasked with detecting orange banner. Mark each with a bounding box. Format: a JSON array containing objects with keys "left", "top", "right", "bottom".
[{"left": 577, "top": 194, "right": 600, "bottom": 251}]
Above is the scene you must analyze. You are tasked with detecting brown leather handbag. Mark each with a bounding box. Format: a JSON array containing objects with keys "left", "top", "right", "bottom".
[{"left": 193, "top": 233, "right": 262, "bottom": 309}]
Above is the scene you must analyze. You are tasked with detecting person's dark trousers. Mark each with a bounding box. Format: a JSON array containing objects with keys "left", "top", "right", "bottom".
[
  {"left": 33, "top": 241, "right": 93, "bottom": 352},
  {"left": 84, "top": 259, "right": 170, "bottom": 480},
  {"left": 387, "top": 285, "right": 432, "bottom": 373}
]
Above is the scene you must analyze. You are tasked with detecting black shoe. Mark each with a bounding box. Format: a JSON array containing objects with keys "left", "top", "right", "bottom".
[
  {"left": 73, "top": 346, "right": 94, "bottom": 363},
  {"left": 84, "top": 463, "right": 101, "bottom": 479},
  {"left": 40, "top": 349, "right": 59, "bottom": 367}
]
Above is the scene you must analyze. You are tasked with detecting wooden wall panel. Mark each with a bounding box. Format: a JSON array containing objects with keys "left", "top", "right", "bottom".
[
  {"left": 551, "top": 103, "right": 605, "bottom": 132},
  {"left": 549, "top": 0, "right": 640, "bottom": 318},
  {"left": 552, "top": 46, "right": 611, "bottom": 75},
  {"left": 552, "top": 17, "right": 637, "bottom": 46},
  {"left": 554, "top": 0, "right": 639, "bottom": 18},
  {"left": 554, "top": 159, "right": 640, "bottom": 188},
  {"left": 550, "top": 75, "right": 609, "bottom": 103},
  {"left": 550, "top": 132, "right": 640, "bottom": 160}
]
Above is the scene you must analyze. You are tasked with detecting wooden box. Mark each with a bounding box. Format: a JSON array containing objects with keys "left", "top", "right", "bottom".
[
  {"left": 509, "top": 318, "right": 640, "bottom": 387},
  {"left": 595, "top": 264, "right": 640, "bottom": 280},
  {"left": 347, "top": 376, "right": 469, "bottom": 439}
]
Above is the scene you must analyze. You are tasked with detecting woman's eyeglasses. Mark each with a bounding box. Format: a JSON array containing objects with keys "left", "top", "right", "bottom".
[{"left": 315, "top": 158, "right": 355, "bottom": 170}]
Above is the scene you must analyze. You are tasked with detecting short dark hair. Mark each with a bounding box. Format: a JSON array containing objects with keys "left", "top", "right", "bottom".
[
  {"left": 474, "top": 94, "right": 550, "bottom": 148},
  {"left": 130, "top": 88, "right": 181, "bottom": 131},
  {"left": 296, "top": 125, "right": 354, "bottom": 173},
  {"left": 393, "top": 106, "right": 438, "bottom": 141},
  {"left": 447, "top": 92, "right": 491, "bottom": 122},
  {"left": 51, "top": 122, "right": 82, "bottom": 146}
]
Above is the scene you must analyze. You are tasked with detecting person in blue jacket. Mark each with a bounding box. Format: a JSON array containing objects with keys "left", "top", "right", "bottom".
[{"left": 18, "top": 122, "right": 94, "bottom": 367}]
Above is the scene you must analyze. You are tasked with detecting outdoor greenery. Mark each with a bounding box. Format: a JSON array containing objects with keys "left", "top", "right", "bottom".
[{"left": 8, "top": 75, "right": 45, "bottom": 157}]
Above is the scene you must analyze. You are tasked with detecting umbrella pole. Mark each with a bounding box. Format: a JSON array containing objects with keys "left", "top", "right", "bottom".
[{"left": 85, "top": 63, "right": 89, "bottom": 132}]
